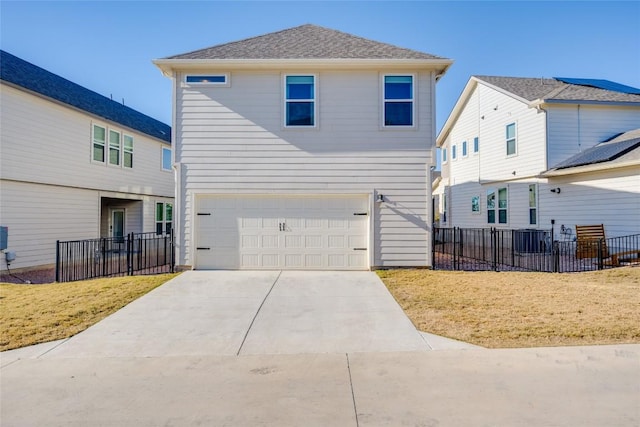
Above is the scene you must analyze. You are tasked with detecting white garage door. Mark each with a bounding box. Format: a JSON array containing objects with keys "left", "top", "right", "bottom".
[{"left": 195, "top": 195, "right": 369, "bottom": 270}]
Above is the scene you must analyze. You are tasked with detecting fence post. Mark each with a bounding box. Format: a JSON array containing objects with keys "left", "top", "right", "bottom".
[
  {"left": 55, "top": 240, "right": 60, "bottom": 282},
  {"left": 453, "top": 227, "right": 458, "bottom": 270},
  {"left": 597, "top": 238, "right": 604, "bottom": 270},
  {"left": 491, "top": 228, "right": 498, "bottom": 271},
  {"left": 553, "top": 241, "right": 559, "bottom": 273}
]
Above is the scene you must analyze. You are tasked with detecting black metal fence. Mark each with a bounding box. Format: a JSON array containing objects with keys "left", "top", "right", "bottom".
[
  {"left": 433, "top": 227, "right": 640, "bottom": 273},
  {"left": 56, "top": 232, "right": 174, "bottom": 282}
]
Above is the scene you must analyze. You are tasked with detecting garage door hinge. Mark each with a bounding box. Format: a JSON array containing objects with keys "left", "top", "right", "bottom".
[
  {"left": 353, "top": 248, "right": 367, "bottom": 251},
  {"left": 196, "top": 247, "right": 211, "bottom": 250},
  {"left": 197, "top": 213, "right": 211, "bottom": 216},
  {"left": 353, "top": 212, "right": 368, "bottom": 216}
]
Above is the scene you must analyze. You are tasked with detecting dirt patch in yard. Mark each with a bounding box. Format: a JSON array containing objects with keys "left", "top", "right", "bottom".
[{"left": 378, "top": 267, "right": 640, "bottom": 348}]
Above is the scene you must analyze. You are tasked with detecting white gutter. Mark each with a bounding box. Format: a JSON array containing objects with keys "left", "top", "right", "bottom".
[{"left": 540, "top": 159, "right": 640, "bottom": 177}]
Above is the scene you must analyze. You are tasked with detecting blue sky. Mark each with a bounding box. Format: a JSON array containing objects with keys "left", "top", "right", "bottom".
[{"left": 2, "top": 1, "right": 639, "bottom": 133}]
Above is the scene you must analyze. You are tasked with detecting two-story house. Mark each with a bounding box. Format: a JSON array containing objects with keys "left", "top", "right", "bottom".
[
  {"left": 153, "top": 24, "right": 452, "bottom": 270},
  {"left": 0, "top": 51, "right": 174, "bottom": 273},
  {"left": 435, "top": 76, "right": 640, "bottom": 238}
]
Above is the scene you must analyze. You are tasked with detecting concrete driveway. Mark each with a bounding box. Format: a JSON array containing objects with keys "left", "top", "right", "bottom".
[{"left": 2, "top": 271, "right": 639, "bottom": 426}]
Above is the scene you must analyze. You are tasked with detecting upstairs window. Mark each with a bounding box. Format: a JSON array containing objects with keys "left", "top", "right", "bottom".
[
  {"left": 109, "top": 130, "right": 121, "bottom": 166},
  {"left": 462, "top": 141, "right": 468, "bottom": 157},
  {"left": 285, "top": 75, "right": 315, "bottom": 127},
  {"left": 473, "top": 137, "right": 479, "bottom": 154},
  {"left": 506, "top": 123, "right": 517, "bottom": 156},
  {"left": 383, "top": 75, "right": 413, "bottom": 126},
  {"left": 452, "top": 144, "right": 457, "bottom": 160},
  {"left": 442, "top": 148, "right": 448, "bottom": 163},
  {"left": 123, "top": 135, "right": 133, "bottom": 168},
  {"left": 92, "top": 124, "right": 106, "bottom": 162},
  {"left": 185, "top": 74, "right": 228, "bottom": 85},
  {"left": 162, "top": 147, "right": 172, "bottom": 171}
]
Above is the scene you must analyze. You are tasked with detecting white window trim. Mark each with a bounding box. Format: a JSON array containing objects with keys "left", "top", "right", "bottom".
[
  {"left": 283, "top": 74, "right": 318, "bottom": 129},
  {"left": 123, "top": 134, "right": 134, "bottom": 169},
  {"left": 108, "top": 129, "right": 122, "bottom": 168},
  {"left": 381, "top": 73, "right": 416, "bottom": 129},
  {"left": 506, "top": 122, "right": 517, "bottom": 157},
  {"left": 471, "top": 195, "right": 481, "bottom": 214},
  {"left": 162, "top": 146, "right": 172, "bottom": 172},
  {"left": 184, "top": 73, "right": 230, "bottom": 87},
  {"left": 91, "top": 123, "right": 106, "bottom": 164}
]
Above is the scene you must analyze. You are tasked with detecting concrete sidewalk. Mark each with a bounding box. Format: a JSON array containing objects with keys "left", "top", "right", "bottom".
[{"left": 2, "top": 271, "right": 638, "bottom": 426}]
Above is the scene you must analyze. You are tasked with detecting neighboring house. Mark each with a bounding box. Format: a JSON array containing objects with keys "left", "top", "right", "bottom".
[
  {"left": 153, "top": 24, "right": 452, "bottom": 270},
  {"left": 0, "top": 50, "right": 174, "bottom": 273},
  {"left": 435, "top": 75, "right": 640, "bottom": 238}
]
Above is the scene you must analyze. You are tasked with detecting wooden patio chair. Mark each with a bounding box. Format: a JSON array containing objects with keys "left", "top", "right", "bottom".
[{"left": 575, "top": 224, "right": 640, "bottom": 266}]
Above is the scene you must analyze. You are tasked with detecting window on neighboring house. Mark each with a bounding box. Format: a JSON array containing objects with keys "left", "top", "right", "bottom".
[
  {"left": 383, "top": 75, "right": 413, "bottom": 126},
  {"left": 473, "top": 137, "right": 479, "bottom": 154},
  {"left": 529, "top": 184, "right": 537, "bottom": 225},
  {"left": 442, "top": 189, "right": 447, "bottom": 223},
  {"left": 506, "top": 123, "right": 517, "bottom": 156},
  {"left": 162, "top": 147, "right": 172, "bottom": 171},
  {"left": 92, "top": 124, "right": 106, "bottom": 162},
  {"left": 185, "top": 74, "right": 228, "bottom": 85},
  {"left": 285, "top": 75, "right": 315, "bottom": 127},
  {"left": 471, "top": 195, "right": 480, "bottom": 213},
  {"left": 452, "top": 144, "right": 457, "bottom": 160},
  {"left": 442, "top": 148, "right": 448, "bottom": 163},
  {"left": 487, "top": 187, "right": 508, "bottom": 224},
  {"left": 123, "top": 135, "right": 133, "bottom": 168},
  {"left": 462, "top": 141, "right": 468, "bottom": 157},
  {"left": 156, "top": 202, "right": 173, "bottom": 235},
  {"left": 109, "top": 130, "right": 121, "bottom": 166}
]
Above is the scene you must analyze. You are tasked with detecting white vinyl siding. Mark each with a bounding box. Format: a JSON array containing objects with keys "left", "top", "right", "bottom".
[
  {"left": 0, "top": 84, "right": 173, "bottom": 197},
  {"left": 546, "top": 104, "right": 640, "bottom": 169},
  {"left": 174, "top": 69, "right": 436, "bottom": 268},
  {"left": 0, "top": 82, "right": 174, "bottom": 271}
]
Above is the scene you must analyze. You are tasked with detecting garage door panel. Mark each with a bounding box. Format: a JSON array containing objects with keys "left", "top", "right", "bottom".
[{"left": 195, "top": 195, "right": 369, "bottom": 270}]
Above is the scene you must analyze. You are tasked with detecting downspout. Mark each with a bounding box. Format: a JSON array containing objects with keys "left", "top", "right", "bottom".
[
  {"left": 577, "top": 104, "right": 582, "bottom": 152},
  {"left": 171, "top": 70, "right": 182, "bottom": 267}
]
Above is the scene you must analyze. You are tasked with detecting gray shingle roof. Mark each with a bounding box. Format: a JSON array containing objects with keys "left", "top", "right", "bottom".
[
  {"left": 551, "top": 128, "right": 640, "bottom": 170},
  {"left": 1, "top": 50, "right": 171, "bottom": 143},
  {"left": 166, "top": 24, "right": 447, "bottom": 60},
  {"left": 475, "top": 75, "right": 640, "bottom": 104}
]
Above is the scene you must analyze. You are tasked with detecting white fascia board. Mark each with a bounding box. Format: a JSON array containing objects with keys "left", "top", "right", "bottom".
[
  {"left": 530, "top": 99, "right": 640, "bottom": 108},
  {"left": 152, "top": 58, "right": 453, "bottom": 77}
]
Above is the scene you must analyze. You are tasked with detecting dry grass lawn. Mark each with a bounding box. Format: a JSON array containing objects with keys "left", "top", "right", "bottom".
[
  {"left": 0, "top": 273, "right": 180, "bottom": 352},
  {"left": 378, "top": 267, "right": 640, "bottom": 348}
]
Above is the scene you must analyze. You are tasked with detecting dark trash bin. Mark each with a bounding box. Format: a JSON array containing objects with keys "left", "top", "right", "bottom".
[{"left": 514, "top": 229, "right": 548, "bottom": 253}]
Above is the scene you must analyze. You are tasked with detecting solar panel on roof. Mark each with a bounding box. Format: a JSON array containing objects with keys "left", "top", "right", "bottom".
[
  {"left": 554, "top": 77, "right": 640, "bottom": 95},
  {"left": 553, "top": 138, "right": 640, "bottom": 169}
]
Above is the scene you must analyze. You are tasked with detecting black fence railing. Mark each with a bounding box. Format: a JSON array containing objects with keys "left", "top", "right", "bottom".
[
  {"left": 433, "top": 227, "right": 640, "bottom": 273},
  {"left": 56, "top": 232, "right": 174, "bottom": 282}
]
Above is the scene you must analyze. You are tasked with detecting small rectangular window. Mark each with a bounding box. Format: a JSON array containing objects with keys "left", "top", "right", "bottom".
[
  {"left": 471, "top": 195, "right": 480, "bottom": 213},
  {"left": 185, "top": 75, "right": 227, "bottom": 84},
  {"left": 473, "top": 137, "right": 479, "bottom": 153},
  {"left": 498, "top": 188, "right": 508, "bottom": 223},
  {"left": 506, "top": 123, "right": 517, "bottom": 156},
  {"left": 442, "top": 148, "right": 448, "bottom": 163},
  {"left": 384, "top": 75, "right": 413, "bottom": 126},
  {"left": 487, "top": 190, "right": 496, "bottom": 224},
  {"left": 529, "top": 184, "right": 537, "bottom": 225},
  {"left": 452, "top": 145, "right": 457, "bottom": 160},
  {"left": 462, "top": 141, "right": 468, "bottom": 157},
  {"left": 162, "top": 147, "right": 172, "bottom": 171},
  {"left": 285, "top": 75, "right": 315, "bottom": 127},
  {"left": 92, "top": 124, "right": 106, "bottom": 162},
  {"left": 123, "top": 135, "right": 133, "bottom": 168},
  {"left": 109, "top": 130, "right": 121, "bottom": 166}
]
